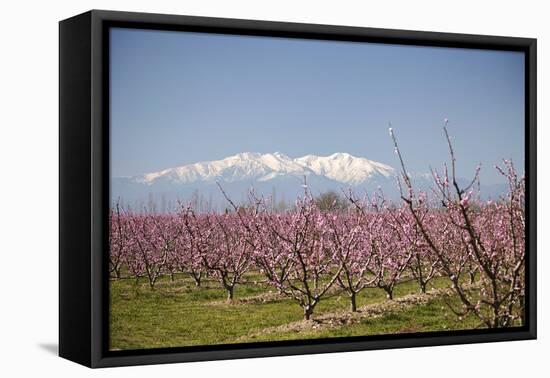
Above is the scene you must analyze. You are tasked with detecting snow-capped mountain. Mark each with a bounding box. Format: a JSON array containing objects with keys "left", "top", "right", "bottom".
[
  {"left": 295, "top": 153, "right": 394, "bottom": 185},
  {"left": 111, "top": 152, "right": 508, "bottom": 211},
  {"left": 112, "top": 152, "right": 397, "bottom": 210},
  {"left": 133, "top": 152, "right": 395, "bottom": 186}
]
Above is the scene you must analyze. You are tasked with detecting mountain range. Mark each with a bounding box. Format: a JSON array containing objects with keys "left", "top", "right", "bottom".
[
  {"left": 111, "top": 152, "right": 504, "bottom": 211},
  {"left": 133, "top": 152, "right": 394, "bottom": 185}
]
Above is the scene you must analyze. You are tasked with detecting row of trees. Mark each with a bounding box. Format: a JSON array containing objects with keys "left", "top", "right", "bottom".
[{"left": 110, "top": 127, "right": 525, "bottom": 327}]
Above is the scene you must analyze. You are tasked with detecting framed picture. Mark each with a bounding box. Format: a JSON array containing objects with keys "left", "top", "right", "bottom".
[{"left": 59, "top": 10, "right": 536, "bottom": 368}]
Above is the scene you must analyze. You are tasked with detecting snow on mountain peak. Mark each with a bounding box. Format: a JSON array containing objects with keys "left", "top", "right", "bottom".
[
  {"left": 135, "top": 152, "right": 395, "bottom": 186},
  {"left": 295, "top": 152, "right": 394, "bottom": 185}
]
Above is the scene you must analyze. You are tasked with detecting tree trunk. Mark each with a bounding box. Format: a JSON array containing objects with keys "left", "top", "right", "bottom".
[
  {"left": 226, "top": 286, "right": 234, "bottom": 302},
  {"left": 192, "top": 272, "right": 202, "bottom": 287},
  {"left": 304, "top": 306, "right": 313, "bottom": 320},
  {"left": 148, "top": 274, "right": 156, "bottom": 290},
  {"left": 420, "top": 281, "right": 427, "bottom": 294},
  {"left": 350, "top": 292, "right": 357, "bottom": 312}
]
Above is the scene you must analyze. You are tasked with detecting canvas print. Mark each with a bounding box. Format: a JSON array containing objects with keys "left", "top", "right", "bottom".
[{"left": 108, "top": 28, "right": 526, "bottom": 351}]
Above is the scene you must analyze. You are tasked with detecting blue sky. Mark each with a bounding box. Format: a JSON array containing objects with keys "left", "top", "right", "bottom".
[{"left": 110, "top": 28, "right": 524, "bottom": 185}]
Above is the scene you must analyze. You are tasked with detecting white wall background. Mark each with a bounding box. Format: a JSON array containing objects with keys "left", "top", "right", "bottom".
[{"left": 0, "top": 0, "right": 546, "bottom": 376}]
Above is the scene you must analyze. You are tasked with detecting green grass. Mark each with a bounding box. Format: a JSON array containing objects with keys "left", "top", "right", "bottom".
[
  {"left": 239, "top": 296, "right": 481, "bottom": 343},
  {"left": 109, "top": 273, "right": 482, "bottom": 350}
]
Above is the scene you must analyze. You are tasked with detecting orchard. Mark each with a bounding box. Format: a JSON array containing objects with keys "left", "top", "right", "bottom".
[{"left": 109, "top": 127, "right": 525, "bottom": 349}]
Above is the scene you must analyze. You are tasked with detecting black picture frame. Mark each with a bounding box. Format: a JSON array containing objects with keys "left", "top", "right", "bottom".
[{"left": 59, "top": 9, "right": 537, "bottom": 368}]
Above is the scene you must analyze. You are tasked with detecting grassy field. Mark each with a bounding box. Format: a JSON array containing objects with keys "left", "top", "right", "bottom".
[{"left": 109, "top": 273, "right": 482, "bottom": 350}]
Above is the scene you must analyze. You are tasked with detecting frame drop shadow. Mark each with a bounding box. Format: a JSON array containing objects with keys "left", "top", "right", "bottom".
[{"left": 38, "top": 343, "right": 58, "bottom": 355}]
